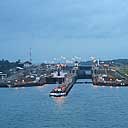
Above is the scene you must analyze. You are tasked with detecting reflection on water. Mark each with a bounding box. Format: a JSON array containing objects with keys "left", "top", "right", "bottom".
[
  {"left": 1, "top": 82, "right": 128, "bottom": 128},
  {"left": 36, "top": 84, "right": 48, "bottom": 89},
  {"left": 15, "top": 87, "right": 18, "bottom": 90},
  {"left": 53, "top": 97, "right": 66, "bottom": 107}
]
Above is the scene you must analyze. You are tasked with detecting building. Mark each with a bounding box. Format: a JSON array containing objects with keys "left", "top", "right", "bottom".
[{"left": 23, "top": 61, "right": 32, "bottom": 68}]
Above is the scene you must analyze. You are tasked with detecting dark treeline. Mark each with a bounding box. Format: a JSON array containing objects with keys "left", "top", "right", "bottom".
[
  {"left": 0, "top": 59, "right": 23, "bottom": 73},
  {"left": 112, "top": 59, "right": 128, "bottom": 65}
]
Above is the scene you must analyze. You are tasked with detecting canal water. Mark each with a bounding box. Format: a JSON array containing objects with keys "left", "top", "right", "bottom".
[{"left": 0, "top": 79, "right": 128, "bottom": 128}]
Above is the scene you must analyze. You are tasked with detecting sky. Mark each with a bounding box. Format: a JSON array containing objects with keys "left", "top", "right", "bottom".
[{"left": 0, "top": 0, "right": 128, "bottom": 63}]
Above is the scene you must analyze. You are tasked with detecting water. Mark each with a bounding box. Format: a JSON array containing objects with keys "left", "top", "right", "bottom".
[{"left": 0, "top": 80, "right": 128, "bottom": 128}]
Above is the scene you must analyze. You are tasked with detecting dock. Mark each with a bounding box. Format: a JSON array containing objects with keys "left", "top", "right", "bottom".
[{"left": 92, "top": 62, "right": 128, "bottom": 87}]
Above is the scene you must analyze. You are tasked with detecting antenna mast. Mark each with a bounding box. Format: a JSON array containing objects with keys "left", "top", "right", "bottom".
[{"left": 29, "top": 48, "right": 32, "bottom": 62}]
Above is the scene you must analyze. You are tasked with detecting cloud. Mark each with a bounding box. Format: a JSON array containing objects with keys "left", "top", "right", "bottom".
[{"left": 0, "top": 0, "right": 128, "bottom": 61}]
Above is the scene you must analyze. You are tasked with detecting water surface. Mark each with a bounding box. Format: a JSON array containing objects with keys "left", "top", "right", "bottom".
[{"left": 0, "top": 80, "right": 128, "bottom": 128}]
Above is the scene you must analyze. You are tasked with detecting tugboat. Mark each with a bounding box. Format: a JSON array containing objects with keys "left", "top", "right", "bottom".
[
  {"left": 50, "top": 73, "right": 76, "bottom": 97},
  {"left": 49, "top": 84, "right": 67, "bottom": 97}
]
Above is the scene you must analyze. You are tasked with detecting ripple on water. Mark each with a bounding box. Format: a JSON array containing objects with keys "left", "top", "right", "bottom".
[{"left": 0, "top": 83, "right": 128, "bottom": 128}]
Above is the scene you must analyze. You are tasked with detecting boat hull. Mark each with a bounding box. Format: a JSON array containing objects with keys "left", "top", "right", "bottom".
[{"left": 49, "top": 92, "right": 66, "bottom": 97}]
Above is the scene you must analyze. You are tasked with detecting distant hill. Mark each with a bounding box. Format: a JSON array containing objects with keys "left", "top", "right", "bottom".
[
  {"left": 112, "top": 59, "right": 128, "bottom": 65},
  {"left": 82, "top": 59, "right": 128, "bottom": 66}
]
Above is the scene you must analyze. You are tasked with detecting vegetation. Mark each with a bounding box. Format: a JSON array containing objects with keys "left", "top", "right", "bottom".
[
  {"left": 0, "top": 59, "right": 23, "bottom": 73},
  {"left": 117, "top": 65, "right": 128, "bottom": 76}
]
